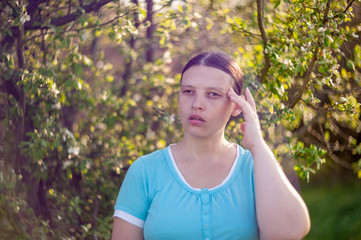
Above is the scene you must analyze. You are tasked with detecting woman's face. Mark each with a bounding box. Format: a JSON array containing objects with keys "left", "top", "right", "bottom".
[{"left": 179, "top": 65, "right": 237, "bottom": 139}]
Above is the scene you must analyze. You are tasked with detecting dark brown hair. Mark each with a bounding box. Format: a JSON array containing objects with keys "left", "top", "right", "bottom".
[{"left": 181, "top": 52, "right": 243, "bottom": 95}]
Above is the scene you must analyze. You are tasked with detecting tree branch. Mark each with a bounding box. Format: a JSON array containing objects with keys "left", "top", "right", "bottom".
[
  {"left": 318, "top": 121, "right": 351, "bottom": 169},
  {"left": 327, "top": 117, "right": 350, "bottom": 142},
  {"left": 69, "top": 10, "right": 132, "bottom": 33},
  {"left": 292, "top": 112, "right": 323, "bottom": 138},
  {"left": 297, "top": 127, "right": 352, "bottom": 169},
  {"left": 145, "top": 0, "right": 154, "bottom": 63},
  {"left": 231, "top": 24, "right": 261, "bottom": 39},
  {"left": 1, "top": 0, "right": 113, "bottom": 52},
  {"left": 24, "top": 0, "right": 113, "bottom": 31},
  {"left": 328, "top": 152, "right": 352, "bottom": 169},
  {"left": 26, "top": 0, "right": 48, "bottom": 17},
  {"left": 301, "top": 98, "right": 334, "bottom": 112},
  {"left": 13, "top": 25, "right": 26, "bottom": 174},
  {"left": 288, "top": 0, "right": 332, "bottom": 108},
  {"left": 68, "top": 0, "right": 72, "bottom": 15},
  {"left": 256, "top": 0, "right": 271, "bottom": 82},
  {"left": 329, "top": 0, "right": 356, "bottom": 20},
  {"left": 322, "top": 0, "right": 332, "bottom": 24},
  {"left": 289, "top": 46, "right": 319, "bottom": 108}
]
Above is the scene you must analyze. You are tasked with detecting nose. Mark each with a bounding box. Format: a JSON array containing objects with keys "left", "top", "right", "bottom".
[{"left": 192, "top": 94, "right": 205, "bottom": 110}]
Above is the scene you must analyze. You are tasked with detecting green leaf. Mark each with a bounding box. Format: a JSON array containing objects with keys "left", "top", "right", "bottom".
[
  {"left": 346, "top": 59, "right": 355, "bottom": 70},
  {"left": 39, "top": 139, "right": 48, "bottom": 148},
  {"left": 74, "top": 63, "right": 83, "bottom": 76},
  {"left": 274, "top": 0, "right": 281, "bottom": 8},
  {"left": 324, "top": 36, "right": 333, "bottom": 47}
]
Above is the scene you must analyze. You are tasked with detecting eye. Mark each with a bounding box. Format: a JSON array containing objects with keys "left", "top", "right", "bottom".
[
  {"left": 208, "top": 92, "right": 221, "bottom": 98},
  {"left": 182, "top": 89, "right": 194, "bottom": 95}
]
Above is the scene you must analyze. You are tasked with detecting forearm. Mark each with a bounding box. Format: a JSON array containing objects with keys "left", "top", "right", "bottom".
[
  {"left": 228, "top": 88, "right": 310, "bottom": 238},
  {"left": 250, "top": 140, "right": 310, "bottom": 240},
  {"left": 111, "top": 218, "right": 144, "bottom": 240}
]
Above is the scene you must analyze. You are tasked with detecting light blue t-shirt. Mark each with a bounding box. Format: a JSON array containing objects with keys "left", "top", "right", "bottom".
[{"left": 114, "top": 145, "right": 259, "bottom": 240}]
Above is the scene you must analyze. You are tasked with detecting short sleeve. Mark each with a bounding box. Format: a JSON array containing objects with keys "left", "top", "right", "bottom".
[{"left": 114, "top": 158, "right": 150, "bottom": 227}]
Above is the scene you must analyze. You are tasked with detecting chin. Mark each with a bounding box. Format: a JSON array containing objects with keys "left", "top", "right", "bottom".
[{"left": 185, "top": 129, "right": 224, "bottom": 140}]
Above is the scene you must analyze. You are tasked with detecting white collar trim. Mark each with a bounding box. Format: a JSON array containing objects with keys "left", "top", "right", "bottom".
[{"left": 167, "top": 144, "right": 239, "bottom": 191}]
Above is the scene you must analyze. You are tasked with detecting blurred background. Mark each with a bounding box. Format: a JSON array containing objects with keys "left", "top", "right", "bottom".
[{"left": 0, "top": 0, "right": 360, "bottom": 239}]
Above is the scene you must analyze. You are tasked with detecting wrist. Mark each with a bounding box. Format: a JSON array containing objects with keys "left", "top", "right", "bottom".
[{"left": 247, "top": 138, "right": 268, "bottom": 153}]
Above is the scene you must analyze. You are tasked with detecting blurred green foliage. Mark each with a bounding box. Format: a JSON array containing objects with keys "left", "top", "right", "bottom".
[
  {"left": 0, "top": 0, "right": 361, "bottom": 239},
  {"left": 302, "top": 182, "right": 361, "bottom": 240}
]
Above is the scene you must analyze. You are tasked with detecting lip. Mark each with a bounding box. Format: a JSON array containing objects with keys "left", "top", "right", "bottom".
[{"left": 188, "top": 114, "right": 206, "bottom": 125}]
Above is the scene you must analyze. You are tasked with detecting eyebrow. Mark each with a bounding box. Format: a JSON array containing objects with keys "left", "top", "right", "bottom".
[{"left": 180, "top": 85, "right": 227, "bottom": 93}]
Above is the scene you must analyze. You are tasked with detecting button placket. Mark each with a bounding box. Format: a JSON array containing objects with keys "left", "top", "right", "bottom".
[{"left": 201, "top": 188, "right": 212, "bottom": 240}]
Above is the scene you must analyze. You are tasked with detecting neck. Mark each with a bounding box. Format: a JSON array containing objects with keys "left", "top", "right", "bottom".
[{"left": 177, "top": 132, "right": 232, "bottom": 162}]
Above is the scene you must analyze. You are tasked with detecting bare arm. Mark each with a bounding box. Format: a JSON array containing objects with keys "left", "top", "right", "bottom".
[
  {"left": 228, "top": 88, "right": 310, "bottom": 239},
  {"left": 111, "top": 217, "right": 144, "bottom": 240},
  {"left": 251, "top": 140, "right": 310, "bottom": 239}
]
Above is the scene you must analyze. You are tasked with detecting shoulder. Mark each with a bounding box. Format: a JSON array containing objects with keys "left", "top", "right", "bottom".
[
  {"left": 123, "top": 147, "right": 170, "bottom": 195},
  {"left": 235, "top": 144, "right": 254, "bottom": 168},
  {"left": 236, "top": 144, "right": 252, "bottom": 158},
  {"left": 128, "top": 147, "right": 168, "bottom": 173},
  {"left": 140, "top": 147, "right": 167, "bottom": 161}
]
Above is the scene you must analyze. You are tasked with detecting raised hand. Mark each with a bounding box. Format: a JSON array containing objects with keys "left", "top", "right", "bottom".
[{"left": 227, "top": 87, "right": 263, "bottom": 150}]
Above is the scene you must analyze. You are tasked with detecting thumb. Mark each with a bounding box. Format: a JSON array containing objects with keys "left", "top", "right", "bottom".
[{"left": 241, "top": 122, "right": 246, "bottom": 133}]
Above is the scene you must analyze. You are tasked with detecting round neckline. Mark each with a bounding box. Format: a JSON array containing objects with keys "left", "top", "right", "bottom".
[{"left": 166, "top": 144, "right": 240, "bottom": 193}]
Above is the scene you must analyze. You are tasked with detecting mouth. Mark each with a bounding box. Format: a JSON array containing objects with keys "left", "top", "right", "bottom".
[{"left": 188, "top": 114, "right": 206, "bottom": 124}]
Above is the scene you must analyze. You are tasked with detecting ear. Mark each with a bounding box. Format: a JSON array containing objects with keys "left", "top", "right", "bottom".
[{"left": 231, "top": 105, "right": 241, "bottom": 117}]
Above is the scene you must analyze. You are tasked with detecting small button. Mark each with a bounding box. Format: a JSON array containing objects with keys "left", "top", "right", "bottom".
[
  {"left": 203, "top": 200, "right": 209, "bottom": 205},
  {"left": 204, "top": 210, "right": 208, "bottom": 214},
  {"left": 205, "top": 238, "right": 210, "bottom": 240},
  {"left": 204, "top": 224, "right": 209, "bottom": 229}
]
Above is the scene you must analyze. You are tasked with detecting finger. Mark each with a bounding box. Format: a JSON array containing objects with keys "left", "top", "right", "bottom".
[
  {"left": 227, "top": 89, "right": 255, "bottom": 121},
  {"left": 241, "top": 122, "right": 245, "bottom": 133},
  {"left": 245, "top": 88, "right": 257, "bottom": 112},
  {"left": 227, "top": 88, "right": 249, "bottom": 108},
  {"left": 227, "top": 88, "right": 247, "bottom": 108}
]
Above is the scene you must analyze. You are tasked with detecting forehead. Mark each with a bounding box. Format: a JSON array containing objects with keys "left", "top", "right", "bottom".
[{"left": 181, "top": 66, "right": 232, "bottom": 88}]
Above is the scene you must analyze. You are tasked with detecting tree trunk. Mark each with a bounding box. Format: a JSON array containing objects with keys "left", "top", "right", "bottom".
[
  {"left": 120, "top": 0, "right": 139, "bottom": 96},
  {"left": 13, "top": 24, "right": 52, "bottom": 224},
  {"left": 13, "top": 26, "right": 26, "bottom": 175},
  {"left": 146, "top": 0, "right": 154, "bottom": 63}
]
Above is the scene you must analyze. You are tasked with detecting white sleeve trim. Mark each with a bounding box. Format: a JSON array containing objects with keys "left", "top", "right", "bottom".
[{"left": 113, "top": 209, "right": 144, "bottom": 228}]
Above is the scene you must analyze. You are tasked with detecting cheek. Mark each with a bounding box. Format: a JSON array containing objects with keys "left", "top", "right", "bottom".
[
  {"left": 178, "top": 99, "right": 188, "bottom": 118},
  {"left": 213, "top": 101, "right": 234, "bottom": 119},
  {"left": 223, "top": 102, "right": 236, "bottom": 118},
  {"left": 221, "top": 99, "right": 234, "bottom": 110}
]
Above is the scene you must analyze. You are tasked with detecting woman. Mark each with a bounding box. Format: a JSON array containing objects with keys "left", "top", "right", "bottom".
[{"left": 111, "top": 52, "right": 310, "bottom": 240}]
